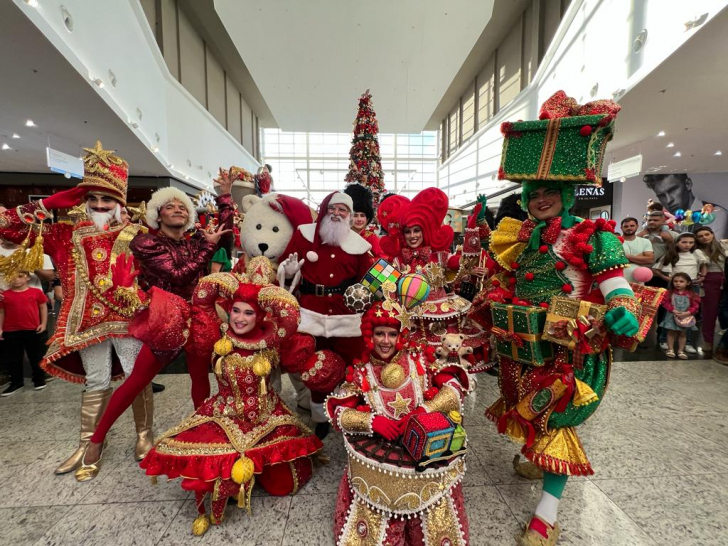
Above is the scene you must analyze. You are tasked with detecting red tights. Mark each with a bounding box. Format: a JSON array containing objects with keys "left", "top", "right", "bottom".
[{"left": 89, "top": 345, "right": 212, "bottom": 444}]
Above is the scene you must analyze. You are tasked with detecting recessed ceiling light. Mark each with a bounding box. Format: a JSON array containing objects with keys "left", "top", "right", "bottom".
[
  {"left": 92, "top": 78, "right": 105, "bottom": 88},
  {"left": 657, "top": 131, "right": 665, "bottom": 137},
  {"left": 24, "top": 0, "right": 38, "bottom": 7},
  {"left": 716, "top": 151, "right": 723, "bottom": 156},
  {"left": 674, "top": 152, "right": 681, "bottom": 157},
  {"left": 666, "top": 142, "right": 674, "bottom": 148},
  {"left": 150, "top": 145, "right": 159, "bottom": 153},
  {"left": 1, "top": 144, "right": 10, "bottom": 150},
  {"left": 25, "top": 119, "right": 35, "bottom": 127},
  {"left": 12, "top": 133, "right": 20, "bottom": 139}
]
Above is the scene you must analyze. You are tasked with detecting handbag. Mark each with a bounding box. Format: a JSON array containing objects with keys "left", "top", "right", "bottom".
[{"left": 674, "top": 314, "right": 696, "bottom": 328}]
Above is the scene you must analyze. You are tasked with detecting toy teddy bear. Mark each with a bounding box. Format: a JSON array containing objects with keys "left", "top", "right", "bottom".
[{"left": 435, "top": 332, "right": 473, "bottom": 368}]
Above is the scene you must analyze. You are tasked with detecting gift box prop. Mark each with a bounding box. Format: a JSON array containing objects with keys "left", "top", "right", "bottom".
[
  {"left": 499, "top": 91, "right": 621, "bottom": 184},
  {"left": 612, "top": 283, "right": 666, "bottom": 352},
  {"left": 402, "top": 411, "right": 466, "bottom": 466},
  {"left": 491, "top": 302, "right": 554, "bottom": 366},
  {"left": 543, "top": 297, "right": 608, "bottom": 365},
  {"left": 361, "top": 258, "right": 402, "bottom": 299}
]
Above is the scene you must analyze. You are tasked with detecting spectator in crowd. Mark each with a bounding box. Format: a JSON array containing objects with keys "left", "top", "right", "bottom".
[
  {"left": 0, "top": 271, "right": 49, "bottom": 396},
  {"left": 638, "top": 210, "right": 678, "bottom": 349},
  {"left": 655, "top": 232, "right": 708, "bottom": 355},
  {"left": 621, "top": 217, "right": 654, "bottom": 283},
  {"left": 695, "top": 226, "right": 728, "bottom": 354},
  {"left": 661, "top": 272, "right": 701, "bottom": 360}
]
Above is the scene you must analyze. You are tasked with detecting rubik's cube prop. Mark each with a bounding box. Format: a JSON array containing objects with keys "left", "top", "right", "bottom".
[
  {"left": 403, "top": 412, "right": 455, "bottom": 461},
  {"left": 362, "top": 259, "right": 402, "bottom": 300}
]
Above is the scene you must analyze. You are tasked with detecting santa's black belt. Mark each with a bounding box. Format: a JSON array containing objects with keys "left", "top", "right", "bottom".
[{"left": 299, "top": 278, "right": 355, "bottom": 296}]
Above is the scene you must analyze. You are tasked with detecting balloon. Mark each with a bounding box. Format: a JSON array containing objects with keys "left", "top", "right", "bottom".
[
  {"left": 397, "top": 273, "right": 430, "bottom": 310},
  {"left": 632, "top": 267, "right": 653, "bottom": 283},
  {"left": 674, "top": 209, "right": 685, "bottom": 222},
  {"left": 692, "top": 211, "right": 702, "bottom": 223},
  {"left": 700, "top": 212, "right": 716, "bottom": 225},
  {"left": 344, "top": 283, "right": 373, "bottom": 313}
]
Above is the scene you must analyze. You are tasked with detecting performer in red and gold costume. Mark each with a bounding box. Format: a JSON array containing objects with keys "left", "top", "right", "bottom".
[
  {"left": 278, "top": 191, "right": 374, "bottom": 438},
  {"left": 326, "top": 293, "right": 471, "bottom": 546},
  {"left": 0, "top": 142, "right": 149, "bottom": 476},
  {"left": 136, "top": 258, "right": 322, "bottom": 536},
  {"left": 377, "top": 188, "right": 489, "bottom": 369},
  {"left": 77, "top": 180, "right": 235, "bottom": 480},
  {"left": 344, "top": 182, "right": 382, "bottom": 257}
]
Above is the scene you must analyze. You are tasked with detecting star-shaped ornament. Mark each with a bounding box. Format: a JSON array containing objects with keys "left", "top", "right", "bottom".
[
  {"left": 127, "top": 201, "right": 147, "bottom": 222},
  {"left": 375, "top": 309, "right": 383, "bottom": 317},
  {"left": 386, "top": 392, "right": 412, "bottom": 419},
  {"left": 67, "top": 204, "right": 88, "bottom": 221}
]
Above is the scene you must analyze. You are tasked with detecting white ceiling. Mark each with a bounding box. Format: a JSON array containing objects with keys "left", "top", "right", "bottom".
[
  {"left": 607, "top": 6, "right": 728, "bottom": 175},
  {"left": 215, "top": 0, "right": 495, "bottom": 134},
  {"left": 0, "top": 2, "right": 167, "bottom": 176}
]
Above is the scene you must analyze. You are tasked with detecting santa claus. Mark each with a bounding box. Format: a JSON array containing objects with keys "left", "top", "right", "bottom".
[{"left": 278, "top": 191, "right": 373, "bottom": 438}]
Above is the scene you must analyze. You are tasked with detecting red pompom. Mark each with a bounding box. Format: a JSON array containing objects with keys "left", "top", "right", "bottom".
[
  {"left": 555, "top": 261, "right": 566, "bottom": 271},
  {"left": 539, "top": 245, "right": 548, "bottom": 254},
  {"left": 356, "top": 404, "right": 371, "bottom": 412},
  {"left": 492, "top": 279, "right": 501, "bottom": 287},
  {"left": 345, "top": 374, "right": 354, "bottom": 383},
  {"left": 580, "top": 125, "right": 593, "bottom": 137},
  {"left": 539, "top": 302, "right": 549, "bottom": 308},
  {"left": 562, "top": 284, "right": 573, "bottom": 293},
  {"left": 525, "top": 272, "right": 535, "bottom": 281},
  {"left": 510, "top": 262, "right": 520, "bottom": 269},
  {"left": 584, "top": 244, "right": 593, "bottom": 253},
  {"left": 508, "top": 277, "right": 516, "bottom": 285}
]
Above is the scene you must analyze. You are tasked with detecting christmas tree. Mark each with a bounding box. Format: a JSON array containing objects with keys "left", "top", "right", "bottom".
[{"left": 345, "top": 90, "right": 386, "bottom": 205}]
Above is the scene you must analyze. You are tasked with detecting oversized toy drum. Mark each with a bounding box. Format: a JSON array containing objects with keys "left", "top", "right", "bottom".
[{"left": 344, "top": 435, "right": 465, "bottom": 516}]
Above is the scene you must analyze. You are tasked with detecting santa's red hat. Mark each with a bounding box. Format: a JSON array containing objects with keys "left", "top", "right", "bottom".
[
  {"left": 268, "top": 194, "right": 313, "bottom": 231},
  {"left": 305, "top": 191, "right": 353, "bottom": 263}
]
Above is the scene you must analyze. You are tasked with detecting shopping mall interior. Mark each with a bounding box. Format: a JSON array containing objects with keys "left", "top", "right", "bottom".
[{"left": 1, "top": 1, "right": 727, "bottom": 545}]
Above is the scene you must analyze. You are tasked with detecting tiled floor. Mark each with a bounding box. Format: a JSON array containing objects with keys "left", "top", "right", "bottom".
[{"left": 2, "top": 358, "right": 727, "bottom": 545}]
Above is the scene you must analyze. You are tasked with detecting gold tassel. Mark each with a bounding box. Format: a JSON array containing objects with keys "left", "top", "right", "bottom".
[
  {"left": 0, "top": 237, "right": 31, "bottom": 283},
  {"left": 573, "top": 378, "right": 599, "bottom": 407},
  {"left": 214, "top": 356, "right": 224, "bottom": 375},
  {"left": 23, "top": 230, "right": 45, "bottom": 273},
  {"left": 259, "top": 378, "right": 267, "bottom": 398}
]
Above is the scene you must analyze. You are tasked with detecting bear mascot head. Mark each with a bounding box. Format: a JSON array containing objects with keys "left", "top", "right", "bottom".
[{"left": 238, "top": 193, "right": 315, "bottom": 265}]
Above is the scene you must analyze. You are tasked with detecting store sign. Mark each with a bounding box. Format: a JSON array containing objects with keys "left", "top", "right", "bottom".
[
  {"left": 607, "top": 154, "right": 643, "bottom": 182},
  {"left": 573, "top": 180, "right": 613, "bottom": 206},
  {"left": 46, "top": 147, "right": 84, "bottom": 179}
]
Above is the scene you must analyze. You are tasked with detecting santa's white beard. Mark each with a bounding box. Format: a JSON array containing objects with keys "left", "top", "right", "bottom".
[
  {"left": 86, "top": 203, "right": 121, "bottom": 231},
  {"left": 319, "top": 214, "right": 351, "bottom": 246}
]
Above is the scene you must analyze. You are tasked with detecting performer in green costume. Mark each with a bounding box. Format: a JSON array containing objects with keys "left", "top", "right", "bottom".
[{"left": 480, "top": 91, "right": 641, "bottom": 545}]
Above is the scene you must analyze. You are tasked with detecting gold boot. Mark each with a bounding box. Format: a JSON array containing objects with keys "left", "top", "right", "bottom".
[
  {"left": 131, "top": 383, "right": 154, "bottom": 461},
  {"left": 516, "top": 516, "right": 561, "bottom": 546},
  {"left": 192, "top": 514, "right": 210, "bottom": 536},
  {"left": 75, "top": 440, "right": 106, "bottom": 482},
  {"left": 55, "top": 388, "right": 112, "bottom": 474}
]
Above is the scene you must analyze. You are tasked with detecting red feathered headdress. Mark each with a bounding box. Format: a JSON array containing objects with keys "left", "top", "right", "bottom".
[
  {"left": 401, "top": 188, "right": 454, "bottom": 252},
  {"left": 377, "top": 194, "right": 410, "bottom": 258}
]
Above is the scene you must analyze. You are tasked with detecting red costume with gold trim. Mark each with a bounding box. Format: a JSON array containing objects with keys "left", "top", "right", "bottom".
[
  {"left": 138, "top": 260, "right": 322, "bottom": 534},
  {"left": 0, "top": 167, "right": 145, "bottom": 383},
  {"left": 325, "top": 300, "right": 471, "bottom": 546}
]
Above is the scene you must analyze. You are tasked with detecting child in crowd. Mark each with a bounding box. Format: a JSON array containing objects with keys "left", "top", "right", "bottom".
[
  {"left": 0, "top": 271, "right": 49, "bottom": 396},
  {"left": 656, "top": 232, "right": 708, "bottom": 354},
  {"left": 661, "top": 272, "right": 701, "bottom": 359},
  {"left": 656, "top": 232, "right": 708, "bottom": 289}
]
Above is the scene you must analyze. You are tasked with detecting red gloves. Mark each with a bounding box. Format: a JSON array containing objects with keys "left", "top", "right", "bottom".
[
  {"left": 111, "top": 253, "right": 139, "bottom": 289},
  {"left": 41, "top": 187, "right": 88, "bottom": 210},
  {"left": 371, "top": 416, "right": 401, "bottom": 441}
]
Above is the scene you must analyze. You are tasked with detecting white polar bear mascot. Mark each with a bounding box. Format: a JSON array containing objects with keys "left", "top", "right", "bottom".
[{"left": 234, "top": 192, "right": 315, "bottom": 409}]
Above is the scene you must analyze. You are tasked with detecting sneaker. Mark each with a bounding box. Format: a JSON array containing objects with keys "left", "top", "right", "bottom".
[
  {"left": 34, "top": 382, "right": 47, "bottom": 391},
  {"left": 685, "top": 345, "right": 697, "bottom": 354},
  {"left": 1, "top": 384, "right": 24, "bottom": 397},
  {"left": 696, "top": 347, "right": 704, "bottom": 356},
  {"left": 659, "top": 342, "right": 669, "bottom": 350},
  {"left": 44, "top": 373, "right": 55, "bottom": 383},
  {"left": 151, "top": 382, "right": 165, "bottom": 394}
]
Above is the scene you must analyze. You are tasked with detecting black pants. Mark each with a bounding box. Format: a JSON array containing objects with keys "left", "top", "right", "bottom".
[{"left": 3, "top": 330, "right": 48, "bottom": 387}]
